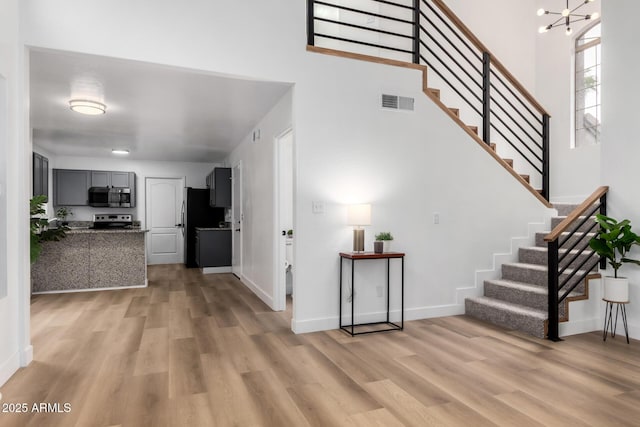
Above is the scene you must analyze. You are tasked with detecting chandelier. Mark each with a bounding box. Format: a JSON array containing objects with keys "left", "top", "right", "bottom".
[{"left": 538, "top": 0, "right": 599, "bottom": 35}]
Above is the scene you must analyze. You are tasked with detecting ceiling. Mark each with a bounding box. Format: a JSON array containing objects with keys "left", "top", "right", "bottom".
[{"left": 30, "top": 49, "right": 292, "bottom": 163}]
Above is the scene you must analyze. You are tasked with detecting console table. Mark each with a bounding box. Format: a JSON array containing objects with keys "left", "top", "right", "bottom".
[{"left": 339, "top": 252, "right": 405, "bottom": 336}]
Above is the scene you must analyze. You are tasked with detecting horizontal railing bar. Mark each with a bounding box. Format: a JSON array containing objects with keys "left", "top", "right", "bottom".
[
  {"left": 558, "top": 254, "right": 598, "bottom": 297},
  {"left": 429, "top": 0, "right": 550, "bottom": 116},
  {"left": 558, "top": 233, "right": 597, "bottom": 277},
  {"left": 558, "top": 221, "right": 598, "bottom": 263},
  {"left": 420, "top": 2, "right": 481, "bottom": 62},
  {"left": 315, "top": 16, "right": 414, "bottom": 40},
  {"left": 314, "top": 1, "right": 414, "bottom": 25},
  {"left": 419, "top": 18, "right": 482, "bottom": 76},
  {"left": 420, "top": 54, "right": 483, "bottom": 115},
  {"left": 557, "top": 203, "right": 600, "bottom": 250},
  {"left": 489, "top": 110, "right": 544, "bottom": 163},
  {"left": 490, "top": 69, "right": 543, "bottom": 126},
  {"left": 545, "top": 186, "right": 610, "bottom": 242},
  {"left": 315, "top": 33, "right": 414, "bottom": 54},
  {"left": 490, "top": 82, "right": 544, "bottom": 135},
  {"left": 420, "top": 28, "right": 483, "bottom": 90},
  {"left": 489, "top": 97, "right": 544, "bottom": 150},
  {"left": 370, "top": 0, "right": 415, "bottom": 10},
  {"left": 489, "top": 124, "right": 543, "bottom": 174},
  {"left": 420, "top": 42, "right": 483, "bottom": 104}
]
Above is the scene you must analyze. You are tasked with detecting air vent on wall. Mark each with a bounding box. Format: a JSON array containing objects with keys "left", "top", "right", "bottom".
[{"left": 381, "top": 94, "right": 414, "bottom": 112}]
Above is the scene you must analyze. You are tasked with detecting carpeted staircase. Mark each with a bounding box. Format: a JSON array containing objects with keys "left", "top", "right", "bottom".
[{"left": 465, "top": 204, "right": 598, "bottom": 338}]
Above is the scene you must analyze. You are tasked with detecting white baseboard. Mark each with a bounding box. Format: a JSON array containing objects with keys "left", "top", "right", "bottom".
[
  {"left": 202, "top": 266, "right": 232, "bottom": 274},
  {"left": 20, "top": 345, "right": 33, "bottom": 367},
  {"left": 32, "top": 282, "right": 148, "bottom": 295},
  {"left": 239, "top": 275, "right": 274, "bottom": 310},
  {"left": 0, "top": 350, "right": 20, "bottom": 387},
  {"left": 291, "top": 303, "right": 465, "bottom": 334},
  {"left": 559, "top": 318, "right": 601, "bottom": 337}
]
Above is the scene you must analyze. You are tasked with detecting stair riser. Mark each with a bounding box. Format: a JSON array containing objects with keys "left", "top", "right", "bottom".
[
  {"left": 501, "top": 265, "right": 586, "bottom": 293},
  {"left": 519, "top": 247, "right": 597, "bottom": 270},
  {"left": 465, "top": 299, "right": 545, "bottom": 338},
  {"left": 554, "top": 204, "right": 581, "bottom": 216},
  {"left": 484, "top": 282, "right": 567, "bottom": 317},
  {"left": 535, "top": 232, "right": 594, "bottom": 248},
  {"left": 551, "top": 216, "right": 598, "bottom": 234}
]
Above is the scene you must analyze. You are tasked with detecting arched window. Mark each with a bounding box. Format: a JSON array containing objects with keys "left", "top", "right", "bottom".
[{"left": 574, "top": 21, "right": 601, "bottom": 147}]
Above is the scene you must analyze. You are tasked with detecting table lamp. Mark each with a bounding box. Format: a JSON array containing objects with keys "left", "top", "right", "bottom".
[{"left": 347, "top": 204, "right": 371, "bottom": 252}]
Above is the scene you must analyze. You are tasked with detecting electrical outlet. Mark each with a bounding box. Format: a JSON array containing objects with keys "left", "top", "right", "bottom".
[
  {"left": 433, "top": 212, "right": 440, "bottom": 224},
  {"left": 376, "top": 286, "right": 383, "bottom": 297},
  {"left": 312, "top": 201, "right": 325, "bottom": 214}
]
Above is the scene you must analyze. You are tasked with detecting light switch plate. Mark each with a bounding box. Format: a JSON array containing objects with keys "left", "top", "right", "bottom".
[{"left": 312, "top": 201, "right": 325, "bottom": 214}]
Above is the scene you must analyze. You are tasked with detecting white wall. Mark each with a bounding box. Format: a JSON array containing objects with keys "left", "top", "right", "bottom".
[
  {"left": 535, "top": 0, "right": 601, "bottom": 202},
  {"left": 601, "top": 0, "right": 640, "bottom": 339},
  {"left": 226, "top": 90, "right": 293, "bottom": 309},
  {"left": 0, "top": 0, "right": 32, "bottom": 387},
  {"left": 48, "top": 154, "right": 219, "bottom": 225},
  {"left": 19, "top": 0, "right": 550, "bottom": 336}
]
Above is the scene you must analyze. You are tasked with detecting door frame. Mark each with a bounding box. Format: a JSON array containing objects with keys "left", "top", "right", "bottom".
[
  {"left": 144, "top": 176, "right": 185, "bottom": 265},
  {"left": 231, "top": 162, "right": 243, "bottom": 278},
  {"left": 273, "top": 128, "right": 294, "bottom": 312}
]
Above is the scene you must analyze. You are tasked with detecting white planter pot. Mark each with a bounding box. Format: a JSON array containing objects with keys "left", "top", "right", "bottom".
[
  {"left": 603, "top": 277, "right": 629, "bottom": 303},
  {"left": 383, "top": 241, "right": 391, "bottom": 253}
]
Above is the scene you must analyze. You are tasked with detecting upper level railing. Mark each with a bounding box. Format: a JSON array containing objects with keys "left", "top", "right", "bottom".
[
  {"left": 307, "top": 0, "right": 550, "bottom": 199},
  {"left": 544, "top": 186, "right": 608, "bottom": 341}
]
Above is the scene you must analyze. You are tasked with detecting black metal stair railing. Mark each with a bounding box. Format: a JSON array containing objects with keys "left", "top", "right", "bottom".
[
  {"left": 307, "top": 0, "right": 550, "bottom": 199},
  {"left": 544, "top": 186, "right": 608, "bottom": 341}
]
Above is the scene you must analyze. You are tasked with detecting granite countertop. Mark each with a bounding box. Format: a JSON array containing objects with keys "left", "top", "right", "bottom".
[
  {"left": 64, "top": 227, "right": 149, "bottom": 234},
  {"left": 195, "top": 227, "right": 232, "bottom": 231}
]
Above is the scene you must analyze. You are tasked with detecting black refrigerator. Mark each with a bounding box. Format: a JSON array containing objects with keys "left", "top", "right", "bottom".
[{"left": 183, "top": 188, "right": 225, "bottom": 268}]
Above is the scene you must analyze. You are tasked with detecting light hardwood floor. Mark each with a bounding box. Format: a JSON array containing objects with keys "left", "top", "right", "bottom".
[{"left": 1, "top": 264, "right": 640, "bottom": 426}]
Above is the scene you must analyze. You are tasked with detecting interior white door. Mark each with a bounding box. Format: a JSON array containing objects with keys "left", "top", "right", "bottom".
[
  {"left": 232, "top": 163, "right": 242, "bottom": 277},
  {"left": 145, "top": 177, "right": 185, "bottom": 265}
]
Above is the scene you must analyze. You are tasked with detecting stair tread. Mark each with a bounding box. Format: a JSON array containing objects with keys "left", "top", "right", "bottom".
[
  {"left": 504, "top": 261, "right": 592, "bottom": 274},
  {"left": 486, "top": 279, "right": 584, "bottom": 297},
  {"left": 467, "top": 296, "right": 547, "bottom": 318},
  {"left": 521, "top": 246, "right": 596, "bottom": 255}
]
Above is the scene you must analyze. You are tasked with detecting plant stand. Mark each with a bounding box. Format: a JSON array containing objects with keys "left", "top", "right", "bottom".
[{"left": 603, "top": 298, "right": 629, "bottom": 344}]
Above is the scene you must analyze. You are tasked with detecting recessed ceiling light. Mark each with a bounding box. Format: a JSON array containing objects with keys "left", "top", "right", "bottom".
[
  {"left": 111, "top": 149, "right": 129, "bottom": 155},
  {"left": 69, "top": 99, "right": 106, "bottom": 115}
]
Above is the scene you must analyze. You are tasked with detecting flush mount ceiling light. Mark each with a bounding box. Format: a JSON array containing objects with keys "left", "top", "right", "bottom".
[
  {"left": 111, "top": 149, "right": 129, "bottom": 155},
  {"left": 69, "top": 99, "right": 106, "bottom": 115},
  {"left": 537, "top": 0, "right": 599, "bottom": 35}
]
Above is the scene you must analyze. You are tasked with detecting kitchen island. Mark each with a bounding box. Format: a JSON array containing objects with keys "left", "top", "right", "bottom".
[{"left": 31, "top": 228, "right": 147, "bottom": 293}]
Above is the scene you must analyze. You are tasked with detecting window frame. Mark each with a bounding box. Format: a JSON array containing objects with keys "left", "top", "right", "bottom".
[{"left": 573, "top": 20, "right": 601, "bottom": 148}]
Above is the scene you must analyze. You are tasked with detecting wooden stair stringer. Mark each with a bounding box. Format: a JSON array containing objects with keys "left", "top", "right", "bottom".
[
  {"left": 306, "top": 45, "right": 552, "bottom": 208},
  {"left": 542, "top": 272, "right": 600, "bottom": 337}
]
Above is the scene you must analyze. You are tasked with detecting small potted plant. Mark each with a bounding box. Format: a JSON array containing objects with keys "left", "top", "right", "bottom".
[
  {"left": 374, "top": 231, "right": 394, "bottom": 253},
  {"left": 55, "top": 206, "right": 73, "bottom": 226},
  {"left": 287, "top": 229, "right": 293, "bottom": 238},
  {"left": 589, "top": 214, "right": 640, "bottom": 302}
]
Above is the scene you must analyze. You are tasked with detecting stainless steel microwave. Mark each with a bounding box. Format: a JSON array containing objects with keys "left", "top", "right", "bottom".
[{"left": 88, "top": 187, "right": 132, "bottom": 208}]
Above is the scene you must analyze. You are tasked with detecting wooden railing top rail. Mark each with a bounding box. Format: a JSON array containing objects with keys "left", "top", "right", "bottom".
[
  {"left": 544, "top": 186, "right": 609, "bottom": 242},
  {"left": 430, "top": 0, "right": 550, "bottom": 117}
]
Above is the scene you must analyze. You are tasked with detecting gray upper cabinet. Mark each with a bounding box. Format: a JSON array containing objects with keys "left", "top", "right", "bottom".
[
  {"left": 91, "top": 171, "right": 110, "bottom": 187},
  {"left": 53, "top": 169, "right": 91, "bottom": 206},
  {"left": 208, "top": 167, "right": 231, "bottom": 207},
  {"left": 32, "top": 152, "right": 49, "bottom": 200},
  {"left": 91, "top": 170, "right": 133, "bottom": 188}
]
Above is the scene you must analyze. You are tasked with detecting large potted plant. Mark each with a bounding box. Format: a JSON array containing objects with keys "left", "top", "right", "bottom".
[
  {"left": 30, "top": 195, "right": 68, "bottom": 264},
  {"left": 589, "top": 214, "right": 640, "bottom": 302}
]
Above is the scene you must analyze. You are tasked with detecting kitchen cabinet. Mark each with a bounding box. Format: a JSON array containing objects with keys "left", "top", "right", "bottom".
[
  {"left": 91, "top": 170, "right": 134, "bottom": 188},
  {"left": 53, "top": 169, "right": 91, "bottom": 206},
  {"left": 206, "top": 167, "right": 231, "bottom": 207},
  {"left": 32, "top": 152, "right": 49, "bottom": 200},
  {"left": 195, "top": 229, "right": 231, "bottom": 267}
]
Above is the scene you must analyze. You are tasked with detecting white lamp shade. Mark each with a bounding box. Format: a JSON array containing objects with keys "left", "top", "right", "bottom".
[{"left": 347, "top": 204, "right": 371, "bottom": 226}]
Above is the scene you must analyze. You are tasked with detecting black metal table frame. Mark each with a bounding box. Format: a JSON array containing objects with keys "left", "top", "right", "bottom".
[{"left": 339, "top": 253, "right": 404, "bottom": 336}]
